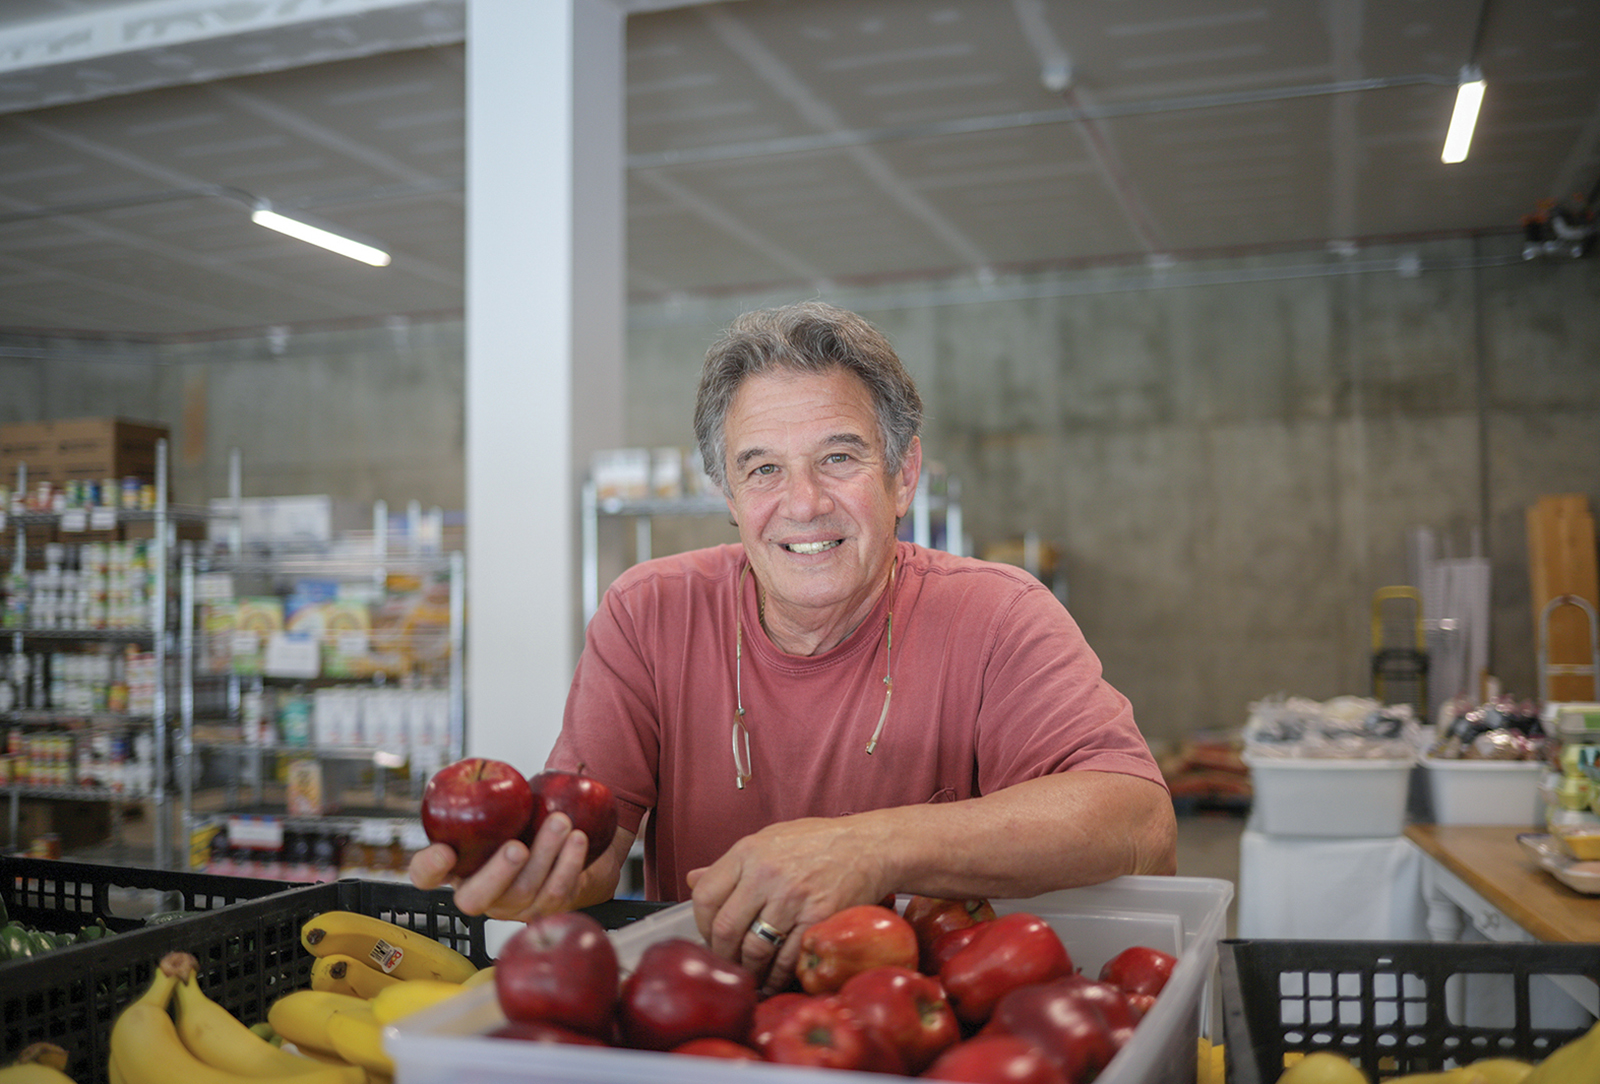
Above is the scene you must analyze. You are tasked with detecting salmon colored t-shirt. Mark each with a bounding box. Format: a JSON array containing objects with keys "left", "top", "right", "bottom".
[{"left": 548, "top": 541, "right": 1163, "bottom": 901}]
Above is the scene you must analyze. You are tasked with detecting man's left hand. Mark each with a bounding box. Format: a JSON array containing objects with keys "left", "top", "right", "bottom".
[{"left": 686, "top": 816, "right": 891, "bottom": 995}]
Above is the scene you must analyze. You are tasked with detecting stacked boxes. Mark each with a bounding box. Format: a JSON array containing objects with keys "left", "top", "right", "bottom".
[{"left": 0, "top": 417, "right": 167, "bottom": 495}]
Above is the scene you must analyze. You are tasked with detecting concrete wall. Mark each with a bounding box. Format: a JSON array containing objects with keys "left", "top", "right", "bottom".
[{"left": 3, "top": 235, "right": 1597, "bottom": 746}]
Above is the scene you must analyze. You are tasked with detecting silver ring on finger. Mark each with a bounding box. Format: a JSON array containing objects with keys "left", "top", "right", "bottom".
[{"left": 748, "top": 918, "right": 786, "bottom": 947}]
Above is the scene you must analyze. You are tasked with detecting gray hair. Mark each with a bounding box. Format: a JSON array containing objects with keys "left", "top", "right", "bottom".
[{"left": 693, "top": 301, "right": 923, "bottom": 495}]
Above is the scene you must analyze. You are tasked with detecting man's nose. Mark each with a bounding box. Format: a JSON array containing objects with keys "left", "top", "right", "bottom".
[{"left": 782, "top": 468, "right": 832, "bottom": 518}]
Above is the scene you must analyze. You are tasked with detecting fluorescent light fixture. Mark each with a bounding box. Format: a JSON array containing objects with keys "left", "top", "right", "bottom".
[
  {"left": 250, "top": 204, "right": 391, "bottom": 266},
  {"left": 1441, "top": 65, "right": 1485, "bottom": 164}
]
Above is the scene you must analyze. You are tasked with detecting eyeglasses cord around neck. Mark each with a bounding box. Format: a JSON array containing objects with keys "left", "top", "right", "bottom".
[{"left": 733, "top": 558, "right": 896, "bottom": 790}]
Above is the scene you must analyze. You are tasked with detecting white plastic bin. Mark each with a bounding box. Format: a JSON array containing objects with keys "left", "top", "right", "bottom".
[
  {"left": 1243, "top": 753, "right": 1415, "bottom": 836},
  {"left": 1421, "top": 755, "right": 1544, "bottom": 825},
  {"left": 386, "top": 875, "right": 1234, "bottom": 1084}
]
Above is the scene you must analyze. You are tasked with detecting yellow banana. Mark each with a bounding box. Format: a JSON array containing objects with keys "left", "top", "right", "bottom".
[
  {"left": 461, "top": 964, "right": 495, "bottom": 990},
  {"left": 300, "top": 912, "right": 477, "bottom": 984},
  {"left": 108, "top": 1058, "right": 127, "bottom": 1084},
  {"left": 323, "top": 1012, "right": 393, "bottom": 1077},
  {"left": 0, "top": 1065, "right": 76, "bottom": 1084},
  {"left": 9, "top": 1047, "right": 68, "bottom": 1074},
  {"left": 171, "top": 956, "right": 356, "bottom": 1080},
  {"left": 111, "top": 954, "right": 359, "bottom": 1084},
  {"left": 267, "top": 990, "right": 375, "bottom": 1062},
  {"left": 369, "top": 980, "right": 465, "bottom": 1026},
  {"left": 1522, "top": 1019, "right": 1600, "bottom": 1084},
  {"left": 310, "top": 955, "right": 403, "bottom": 1000},
  {"left": 1465, "top": 1059, "right": 1534, "bottom": 1084}
]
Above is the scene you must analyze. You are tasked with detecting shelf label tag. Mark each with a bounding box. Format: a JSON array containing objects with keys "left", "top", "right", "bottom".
[
  {"left": 60, "top": 509, "right": 88, "bottom": 532},
  {"left": 90, "top": 507, "right": 118, "bottom": 530},
  {"left": 264, "top": 632, "right": 320, "bottom": 678},
  {"left": 226, "top": 815, "right": 284, "bottom": 850}
]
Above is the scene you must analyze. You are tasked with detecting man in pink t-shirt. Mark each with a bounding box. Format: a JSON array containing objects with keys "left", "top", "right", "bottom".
[{"left": 413, "top": 301, "right": 1176, "bottom": 994}]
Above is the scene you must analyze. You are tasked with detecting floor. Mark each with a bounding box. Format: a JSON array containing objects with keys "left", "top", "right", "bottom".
[{"left": 1175, "top": 809, "right": 1246, "bottom": 938}]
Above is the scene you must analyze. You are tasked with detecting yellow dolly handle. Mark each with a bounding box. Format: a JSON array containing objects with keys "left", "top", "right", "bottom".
[{"left": 1371, "top": 586, "right": 1425, "bottom": 652}]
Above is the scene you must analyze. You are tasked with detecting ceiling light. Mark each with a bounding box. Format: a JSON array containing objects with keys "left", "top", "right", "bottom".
[
  {"left": 250, "top": 203, "right": 391, "bottom": 266},
  {"left": 1441, "top": 65, "right": 1485, "bottom": 164}
]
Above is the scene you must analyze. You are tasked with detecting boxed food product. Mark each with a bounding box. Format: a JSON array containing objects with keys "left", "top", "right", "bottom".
[
  {"left": 1242, "top": 753, "right": 1416, "bottom": 837},
  {"left": 1420, "top": 755, "right": 1544, "bottom": 825},
  {"left": 386, "top": 875, "right": 1234, "bottom": 1084}
]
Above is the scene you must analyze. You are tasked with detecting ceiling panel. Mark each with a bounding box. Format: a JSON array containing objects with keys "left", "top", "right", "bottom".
[{"left": 0, "top": 0, "right": 1596, "bottom": 338}]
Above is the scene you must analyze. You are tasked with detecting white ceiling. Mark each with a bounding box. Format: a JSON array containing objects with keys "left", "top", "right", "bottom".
[{"left": 1, "top": 0, "right": 1597, "bottom": 339}]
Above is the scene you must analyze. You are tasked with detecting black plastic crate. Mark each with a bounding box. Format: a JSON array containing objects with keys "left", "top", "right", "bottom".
[
  {"left": 2, "top": 861, "right": 488, "bottom": 1084},
  {"left": 1220, "top": 939, "right": 1600, "bottom": 1084}
]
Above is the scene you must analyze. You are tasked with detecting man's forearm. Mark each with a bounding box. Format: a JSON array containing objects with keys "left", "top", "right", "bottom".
[{"left": 854, "top": 771, "right": 1177, "bottom": 902}]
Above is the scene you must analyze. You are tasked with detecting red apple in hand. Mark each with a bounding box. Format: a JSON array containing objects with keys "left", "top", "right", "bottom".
[
  {"left": 526, "top": 768, "right": 619, "bottom": 867},
  {"left": 619, "top": 938, "right": 758, "bottom": 1051},
  {"left": 796, "top": 904, "right": 919, "bottom": 994},
  {"left": 495, "top": 910, "right": 619, "bottom": 1037},
  {"left": 835, "top": 965, "right": 961, "bottom": 1074},
  {"left": 420, "top": 757, "right": 534, "bottom": 876},
  {"left": 1098, "top": 945, "right": 1177, "bottom": 999}
]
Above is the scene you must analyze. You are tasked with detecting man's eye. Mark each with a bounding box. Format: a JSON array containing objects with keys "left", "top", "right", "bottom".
[
  {"left": 824, "top": 453, "right": 851, "bottom": 465},
  {"left": 753, "top": 463, "right": 777, "bottom": 476}
]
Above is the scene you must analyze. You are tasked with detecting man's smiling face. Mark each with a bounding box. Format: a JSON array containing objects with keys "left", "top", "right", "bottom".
[{"left": 724, "top": 366, "right": 919, "bottom": 639}]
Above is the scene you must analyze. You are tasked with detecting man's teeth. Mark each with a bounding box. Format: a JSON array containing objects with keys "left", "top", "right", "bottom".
[{"left": 785, "top": 540, "right": 841, "bottom": 555}]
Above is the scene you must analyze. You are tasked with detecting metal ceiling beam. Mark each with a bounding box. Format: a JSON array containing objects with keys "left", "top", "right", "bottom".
[
  {"left": 626, "top": 74, "right": 1455, "bottom": 171},
  {"left": 0, "top": 0, "right": 465, "bottom": 114}
]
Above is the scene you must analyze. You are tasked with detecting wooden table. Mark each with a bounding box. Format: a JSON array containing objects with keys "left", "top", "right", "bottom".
[{"left": 1404, "top": 823, "right": 1600, "bottom": 943}]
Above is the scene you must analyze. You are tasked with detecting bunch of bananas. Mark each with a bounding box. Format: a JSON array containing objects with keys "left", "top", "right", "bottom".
[
  {"left": 104, "top": 913, "right": 480, "bottom": 1084},
  {"left": 0, "top": 1043, "right": 76, "bottom": 1084},
  {"left": 263, "top": 910, "right": 484, "bottom": 1079},
  {"left": 107, "top": 952, "right": 368, "bottom": 1084}
]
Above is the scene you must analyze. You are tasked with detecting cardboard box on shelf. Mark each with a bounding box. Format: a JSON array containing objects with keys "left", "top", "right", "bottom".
[
  {"left": 1, "top": 416, "right": 169, "bottom": 494},
  {"left": 51, "top": 417, "right": 167, "bottom": 483},
  {"left": 0, "top": 420, "right": 57, "bottom": 482},
  {"left": 2, "top": 798, "right": 115, "bottom": 852}
]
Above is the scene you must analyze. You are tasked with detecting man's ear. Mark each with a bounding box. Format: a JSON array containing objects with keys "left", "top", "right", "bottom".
[{"left": 894, "top": 436, "right": 923, "bottom": 516}]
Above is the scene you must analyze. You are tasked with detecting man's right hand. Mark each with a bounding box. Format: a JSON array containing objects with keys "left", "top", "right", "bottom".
[{"left": 407, "top": 812, "right": 593, "bottom": 921}]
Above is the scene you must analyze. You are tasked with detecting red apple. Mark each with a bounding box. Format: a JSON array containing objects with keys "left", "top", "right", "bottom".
[
  {"left": 420, "top": 757, "right": 534, "bottom": 876},
  {"left": 749, "top": 991, "right": 811, "bottom": 1054},
  {"left": 835, "top": 964, "right": 961, "bottom": 1074},
  {"left": 939, "top": 912, "right": 1074, "bottom": 1027},
  {"left": 923, "top": 1034, "right": 1070, "bottom": 1084},
  {"left": 1098, "top": 945, "right": 1176, "bottom": 999},
  {"left": 485, "top": 1019, "right": 609, "bottom": 1046},
  {"left": 669, "top": 1037, "right": 763, "bottom": 1060},
  {"left": 924, "top": 923, "right": 988, "bottom": 976},
  {"left": 494, "top": 910, "right": 619, "bottom": 1037},
  {"left": 903, "top": 896, "right": 998, "bottom": 962},
  {"left": 618, "top": 937, "right": 758, "bottom": 1051},
  {"left": 795, "top": 904, "right": 919, "bottom": 995},
  {"left": 762, "top": 994, "right": 904, "bottom": 1073},
  {"left": 982, "top": 975, "right": 1137, "bottom": 1082},
  {"left": 526, "top": 768, "right": 619, "bottom": 867}
]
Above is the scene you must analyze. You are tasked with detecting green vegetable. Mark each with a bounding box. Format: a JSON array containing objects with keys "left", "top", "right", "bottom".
[{"left": 2, "top": 924, "right": 34, "bottom": 959}]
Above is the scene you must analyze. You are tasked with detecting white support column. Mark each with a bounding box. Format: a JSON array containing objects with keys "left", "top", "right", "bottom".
[{"left": 465, "top": 0, "right": 625, "bottom": 769}]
